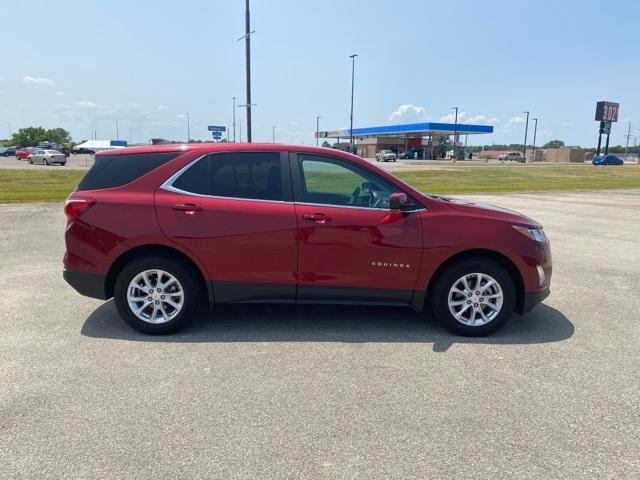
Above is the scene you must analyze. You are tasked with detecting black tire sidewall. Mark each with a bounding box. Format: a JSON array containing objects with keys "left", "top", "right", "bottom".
[
  {"left": 113, "top": 256, "right": 200, "bottom": 334},
  {"left": 430, "top": 258, "right": 516, "bottom": 336}
]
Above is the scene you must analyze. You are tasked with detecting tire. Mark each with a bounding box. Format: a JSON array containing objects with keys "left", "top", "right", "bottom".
[
  {"left": 113, "top": 255, "right": 201, "bottom": 334},
  {"left": 28, "top": 157, "right": 32, "bottom": 164},
  {"left": 429, "top": 258, "right": 516, "bottom": 336},
  {"left": 43, "top": 159, "right": 49, "bottom": 165}
]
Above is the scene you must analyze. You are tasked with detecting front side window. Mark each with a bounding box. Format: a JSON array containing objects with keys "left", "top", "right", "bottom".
[
  {"left": 299, "top": 154, "right": 396, "bottom": 209},
  {"left": 172, "top": 152, "right": 283, "bottom": 201}
]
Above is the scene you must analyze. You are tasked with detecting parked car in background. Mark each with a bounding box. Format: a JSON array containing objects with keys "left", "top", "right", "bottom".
[
  {"left": 72, "top": 147, "right": 95, "bottom": 155},
  {"left": 592, "top": 154, "right": 623, "bottom": 166},
  {"left": 37, "top": 143, "right": 70, "bottom": 157},
  {"left": 399, "top": 149, "right": 424, "bottom": 159},
  {"left": 63, "top": 143, "right": 551, "bottom": 337},
  {"left": 498, "top": 151, "right": 525, "bottom": 162},
  {"left": 0, "top": 146, "right": 18, "bottom": 157},
  {"left": 375, "top": 150, "right": 397, "bottom": 162},
  {"left": 15, "top": 147, "right": 36, "bottom": 160},
  {"left": 27, "top": 149, "right": 67, "bottom": 165}
]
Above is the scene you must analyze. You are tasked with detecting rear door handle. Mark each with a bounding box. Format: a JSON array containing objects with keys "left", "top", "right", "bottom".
[
  {"left": 303, "top": 213, "right": 331, "bottom": 224},
  {"left": 172, "top": 203, "right": 202, "bottom": 213}
]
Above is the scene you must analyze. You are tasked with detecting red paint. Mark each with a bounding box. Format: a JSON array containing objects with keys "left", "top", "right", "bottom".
[{"left": 64, "top": 143, "right": 552, "bottom": 308}]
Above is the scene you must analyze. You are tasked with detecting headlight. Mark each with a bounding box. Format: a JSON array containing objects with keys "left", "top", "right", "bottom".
[{"left": 513, "top": 225, "right": 549, "bottom": 244}]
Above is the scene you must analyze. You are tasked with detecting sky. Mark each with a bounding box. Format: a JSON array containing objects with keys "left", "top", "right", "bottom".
[{"left": 1, "top": 0, "right": 639, "bottom": 147}]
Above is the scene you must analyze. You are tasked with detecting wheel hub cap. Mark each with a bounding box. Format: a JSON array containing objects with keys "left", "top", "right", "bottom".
[
  {"left": 127, "top": 269, "right": 184, "bottom": 324},
  {"left": 448, "top": 272, "right": 504, "bottom": 327}
]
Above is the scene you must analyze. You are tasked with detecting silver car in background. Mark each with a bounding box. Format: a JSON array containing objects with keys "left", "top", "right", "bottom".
[
  {"left": 27, "top": 149, "right": 67, "bottom": 166},
  {"left": 375, "top": 149, "right": 397, "bottom": 162}
]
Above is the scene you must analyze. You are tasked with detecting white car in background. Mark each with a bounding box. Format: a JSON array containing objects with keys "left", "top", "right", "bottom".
[
  {"left": 498, "top": 151, "right": 525, "bottom": 163},
  {"left": 375, "top": 150, "right": 397, "bottom": 162},
  {"left": 27, "top": 149, "right": 67, "bottom": 166}
]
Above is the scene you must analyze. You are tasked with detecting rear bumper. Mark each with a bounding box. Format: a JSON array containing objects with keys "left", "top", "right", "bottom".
[
  {"left": 63, "top": 269, "right": 108, "bottom": 300},
  {"left": 521, "top": 287, "right": 550, "bottom": 313}
]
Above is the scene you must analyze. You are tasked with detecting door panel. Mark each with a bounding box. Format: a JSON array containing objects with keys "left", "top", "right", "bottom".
[
  {"left": 292, "top": 153, "right": 422, "bottom": 304},
  {"left": 155, "top": 151, "right": 298, "bottom": 303}
]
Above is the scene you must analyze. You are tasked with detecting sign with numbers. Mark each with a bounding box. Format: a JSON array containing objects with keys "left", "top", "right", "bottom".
[{"left": 595, "top": 102, "right": 619, "bottom": 122}]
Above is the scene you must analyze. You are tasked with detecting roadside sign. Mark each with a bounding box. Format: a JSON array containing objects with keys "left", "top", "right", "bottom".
[
  {"left": 599, "top": 121, "right": 611, "bottom": 134},
  {"left": 595, "top": 101, "right": 619, "bottom": 122},
  {"left": 208, "top": 125, "right": 226, "bottom": 132}
]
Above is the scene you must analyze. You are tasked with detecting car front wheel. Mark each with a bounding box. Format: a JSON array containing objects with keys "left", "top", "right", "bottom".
[
  {"left": 113, "top": 256, "right": 201, "bottom": 334},
  {"left": 429, "top": 258, "right": 516, "bottom": 336}
]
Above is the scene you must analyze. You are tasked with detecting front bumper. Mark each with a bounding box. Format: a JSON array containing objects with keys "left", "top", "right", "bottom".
[
  {"left": 63, "top": 269, "right": 108, "bottom": 300},
  {"left": 521, "top": 287, "right": 550, "bottom": 313}
]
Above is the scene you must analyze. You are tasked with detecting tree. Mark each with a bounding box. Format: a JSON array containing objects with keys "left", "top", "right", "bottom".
[
  {"left": 542, "top": 139, "right": 565, "bottom": 149},
  {"left": 9, "top": 127, "right": 72, "bottom": 147}
]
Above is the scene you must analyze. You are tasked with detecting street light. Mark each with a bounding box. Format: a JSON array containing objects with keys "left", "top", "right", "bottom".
[
  {"left": 349, "top": 53, "right": 358, "bottom": 152},
  {"left": 532, "top": 118, "right": 538, "bottom": 162},
  {"left": 452, "top": 107, "right": 459, "bottom": 158},
  {"left": 272, "top": 125, "right": 276, "bottom": 143},
  {"left": 186, "top": 112, "right": 190, "bottom": 142},
  {"left": 522, "top": 111, "right": 530, "bottom": 160},
  {"left": 238, "top": 0, "right": 255, "bottom": 142},
  {"left": 316, "top": 116, "right": 321, "bottom": 146},
  {"left": 115, "top": 120, "right": 119, "bottom": 140},
  {"left": 232, "top": 97, "right": 236, "bottom": 142}
]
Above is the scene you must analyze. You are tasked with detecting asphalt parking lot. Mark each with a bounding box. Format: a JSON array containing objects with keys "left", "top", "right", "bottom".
[
  {"left": 1, "top": 190, "right": 639, "bottom": 479},
  {"left": 0, "top": 154, "right": 94, "bottom": 170}
]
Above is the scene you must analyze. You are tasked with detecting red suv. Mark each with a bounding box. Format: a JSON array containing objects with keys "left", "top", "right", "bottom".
[{"left": 64, "top": 143, "right": 551, "bottom": 336}]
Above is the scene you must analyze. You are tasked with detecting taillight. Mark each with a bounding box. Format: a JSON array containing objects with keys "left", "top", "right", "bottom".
[{"left": 64, "top": 197, "right": 95, "bottom": 221}]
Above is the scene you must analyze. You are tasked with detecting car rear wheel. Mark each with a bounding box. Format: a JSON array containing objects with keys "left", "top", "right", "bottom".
[
  {"left": 113, "top": 256, "right": 201, "bottom": 334},
  {"left": 27, "top": 157, "right": 32, "bottom": 164},
  {"left": 43, "top": 158, "right": 49, "bottom": 165},
  {"left": 429, "top": 258, "right": 516, "bottom": 336}
]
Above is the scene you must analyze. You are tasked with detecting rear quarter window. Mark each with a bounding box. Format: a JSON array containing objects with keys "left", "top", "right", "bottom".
[{"left": 77, "top": 152, "right": 180, "bottom": 191}]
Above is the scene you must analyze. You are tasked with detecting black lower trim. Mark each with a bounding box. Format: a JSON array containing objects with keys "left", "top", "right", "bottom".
[
  {"left": 212, "top": 281, "right": 296, "bottom": 303},
  {"left": 520, "top": 287, "right": 550, "bottom": 313},
  {"left": 63, "top": 270, "right": 108, "bottom": 300},
  {"left": 296, "top": 284, "right": 412, "bottom": 306}
]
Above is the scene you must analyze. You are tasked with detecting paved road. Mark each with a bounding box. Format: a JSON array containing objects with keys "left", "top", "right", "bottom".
[
  {"left": 1, "top": 190, "right": 638, "bottom": 479},
  {"left": 0, "top": 154, "right": 94, "bottom": 169}
]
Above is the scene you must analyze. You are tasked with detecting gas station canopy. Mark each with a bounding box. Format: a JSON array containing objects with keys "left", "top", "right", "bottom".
[{"left": 317, "top": 121, "right": 493, "bottom": 139}]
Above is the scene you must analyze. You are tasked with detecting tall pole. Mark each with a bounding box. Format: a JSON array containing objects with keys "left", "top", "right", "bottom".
[
  {"left": 244, "top": 0, "right": 252, "bottom": 142},
  {"left": 272, "top": 125, "right": 276, "bottom": 143},
  {"left": 129, "top": 126, "right": 132, "bottom": 145},
  {"left": 316, "top": 116, "right": 321, "bottom": 146},
  {"left": 452, "top": 107, "right": 458, "bottom": 159},
  {"left": 522, "top": 111, "right": 530, "bottom": 160},
  {"left": 115, "top": 120, "right": 119, "bottom": 140},
  {"left": 624, "top": 122, "right": 631, "bottom": 154},
  {"left": 349, "top": 53, "right": 358, "bottom": 153},
  {"left": 186, "top": 112, "right": 190, "bottom": 142},
  {"left": 532, "top": 118, "right": 538, "bottom": 162},
  {"left": 232, "top": 97, "right": 236, "bottom": 142},
  {"left": 238, "top": 119, "right": 242, "bottom": 142}
]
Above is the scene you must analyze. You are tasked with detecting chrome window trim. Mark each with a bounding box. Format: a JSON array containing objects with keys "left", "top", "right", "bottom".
[{"left": 160, "top": 153, "right": 427, "bottom": 212}]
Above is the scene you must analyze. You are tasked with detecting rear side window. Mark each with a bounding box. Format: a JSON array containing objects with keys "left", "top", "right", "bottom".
[
  {"left": 171, "top": 152, "right": 282, "bottom": 201},
  {"left": 77, "top": 152, "right": 180, "bottom": 191}
]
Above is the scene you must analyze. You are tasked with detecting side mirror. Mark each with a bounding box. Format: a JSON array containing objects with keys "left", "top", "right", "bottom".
[{"left": 389, "top": 191, "right": 412, "bottom": 211}]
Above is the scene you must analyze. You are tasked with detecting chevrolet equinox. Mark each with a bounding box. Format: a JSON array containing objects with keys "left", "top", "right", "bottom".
[{"left": 64, "top": 144, "right": 551, "bottom": 336}]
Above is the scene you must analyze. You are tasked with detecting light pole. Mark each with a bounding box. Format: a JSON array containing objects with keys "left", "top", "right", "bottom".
[
  {"left": 624, "top": 122, "right": 632, "bottom": 155},
  {"left": 129, "top": 126, "right": 133, "bottom": 145},
  {"left": 532, "top": 118, "right": 538, "bottom": 162},
  {"left": 316, "top": 116, "right": 321, "bottom": 146},
  {"left": 238, "top": 103, "right": 257, "bottom": 141},
  {"left": 522, "top": 111, "right": 530, "bottom": 160},
  {"left": 186, "top": 112, "right": 190, "bottom": 142},
  {"left": 238, "top": 0, "right": 255, "bottom": 142},
  {"left": 452, "top": 107, "right": 459, "bottom": 159},
  {"left": 238, "top": 118, "right": 242, "bottom": 142},
  {"left": 115, "top": 120, "right": 119, "bottom": 140},
  {"left": 349, "top": 53, "right": 358, "bottom": 152},
  {"left": 232, "top": 97, "right": 236, "bottom": 142},
  {"left": 272, "top": 125, "right": 276, "bottom": 143}
]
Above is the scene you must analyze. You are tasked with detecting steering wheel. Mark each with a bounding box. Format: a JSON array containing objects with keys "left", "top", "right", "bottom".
[{"left": 348, "top": 186, "right": 361, "bottom": 205}]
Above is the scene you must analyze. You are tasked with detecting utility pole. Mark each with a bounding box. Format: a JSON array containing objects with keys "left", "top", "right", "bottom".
[
  {"left": 272, "top": 125, "right": 276, "bottom": 143},
  {"left": 232, "top": 97, "right": 236, "bottom": 142},
  {"left": 452, "top": 107, "right": 459, "bottom": 159},
  {"left": 129, "top": 126, "right": 132, "bottom": 145},
  {"left": 316, "top": 116, "right": 321, "bottom": 146},
  {"left": 522, "top": 111, "right": 530, "bottom": 160},
  {"left": 115, "top": 120, "right": 119, "bottom": 140},
  {"left": 532, "top": 118, "right": 538, "bottom": 162},
  {"left": 238, "top": 119, "right": 242, "bottom": 142},
  {"left": 186, "top": 112, "right": 190, "bottom": 142},
  {"left": 349, "top": 53, "right": 358, "bottom": 152},
  {"left": 624, "top": 122, "right": 632, "bottom": 154},
  {"left": 238, "top": 0, "right": 255, "bottom": 142}
]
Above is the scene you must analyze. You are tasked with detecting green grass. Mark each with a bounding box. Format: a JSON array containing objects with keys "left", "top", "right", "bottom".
[
  {"left": 0, "top": 169, "right": 85, "bottom": 202},
  {"left": 0, "top": 164, "right": 639, "bottom": 202}
]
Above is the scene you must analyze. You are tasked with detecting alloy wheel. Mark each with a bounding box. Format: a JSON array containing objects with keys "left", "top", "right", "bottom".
[
  {"left": 127, "top": 269, "right": 184, "bottom": 324},
  {"left": 447, "top": 272, "right": 504, "bottom": 326}
]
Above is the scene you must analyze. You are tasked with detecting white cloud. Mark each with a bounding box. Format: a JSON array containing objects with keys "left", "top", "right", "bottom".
[
  {"left": 156, "top": 105, "right": 168, "bottom": 110},
  {"left": 22, "top": 75, "right": 54, "bottom": 86},
  {"left": 55, "top": 91, "right": 65, "bottom": 96},
  {"left": 175, "top": 113, "right": 187, "bottom": 119},
  {"left": 439, "top": 111, "right": 497, "bottom": 125},
  {"left": 507, "top": 116, "right": 525, "bottom": 126},
  {"left": 389, "top": 104, "right": 428, "bottom": 123}
]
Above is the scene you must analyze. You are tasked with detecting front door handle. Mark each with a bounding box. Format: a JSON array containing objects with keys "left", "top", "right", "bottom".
[
  {"left": 172, "top": 203, "right": 202, "bottom": 213},
  {"left": 303, "top": 213, "right": 331, "bottom": 224}
]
